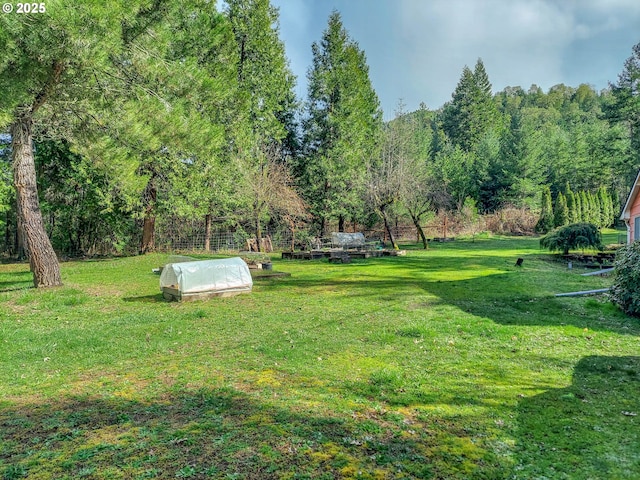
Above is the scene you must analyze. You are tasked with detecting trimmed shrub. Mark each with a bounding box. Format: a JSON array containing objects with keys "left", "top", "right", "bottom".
[
  {"left": 610, "top": 241, "right": 640, "bottom": 317},
  {"left": 539, "top": 223, "right": 603, "bottom": 255}
]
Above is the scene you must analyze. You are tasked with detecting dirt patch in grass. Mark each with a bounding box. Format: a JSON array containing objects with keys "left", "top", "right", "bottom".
[{"left": 1, "top": 300, "right": 29, "bottom": 315}]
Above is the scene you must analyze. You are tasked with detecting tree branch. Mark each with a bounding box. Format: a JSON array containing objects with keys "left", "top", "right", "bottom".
[{"left": 30, "top": 60, "right": 66, "bottom": 115}]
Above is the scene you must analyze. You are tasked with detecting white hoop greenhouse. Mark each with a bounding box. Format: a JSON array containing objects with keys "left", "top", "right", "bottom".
[{"left": 160, "top": 257, "right": 253, "bottom": 301}]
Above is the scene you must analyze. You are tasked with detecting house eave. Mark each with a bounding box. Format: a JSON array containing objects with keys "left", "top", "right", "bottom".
[{"left": 620, "top": 170, "right": 640, "bottom": 220}]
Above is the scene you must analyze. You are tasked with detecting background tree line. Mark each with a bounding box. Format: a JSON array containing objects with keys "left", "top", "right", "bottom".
[{"left": 0, "top": 0, "right": 639, "bottom": 287}]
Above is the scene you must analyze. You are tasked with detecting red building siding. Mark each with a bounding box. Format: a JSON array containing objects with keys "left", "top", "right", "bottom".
[
  {"left": 630, "top": 192, "right": 640, "bottom": 242},
  {"left": 622, "top": 171, "right": 640, "bottom": 243}
]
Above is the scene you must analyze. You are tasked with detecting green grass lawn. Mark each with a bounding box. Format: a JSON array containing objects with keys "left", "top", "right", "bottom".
[{"left": 0, "top": 232, "right": 638, "bottom": 479}]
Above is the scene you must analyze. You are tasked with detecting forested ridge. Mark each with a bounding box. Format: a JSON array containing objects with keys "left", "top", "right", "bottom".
[{"left": 0, "top": 1, "right": 638, "bottom": 286}]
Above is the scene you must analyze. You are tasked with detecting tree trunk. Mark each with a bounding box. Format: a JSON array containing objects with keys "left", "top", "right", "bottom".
[
  {"left": 338, "top": 215, "right": 345, "bottom": 232},
  {"left": 410, "top": 213, "right": 429, "bottom": 249},
  {"left": 140, "top": 178, "right": 157, "bottom": 254},
  {"left": 255, "top": 215, "right": 262, "bottom": 253},
  {"left": 380, "top": 208, "right": 398, "bottom": 250},
  {"left": 140, "top": 216, "right": 155, "bottom": 253},
  {"left": 16, "top": 214, "right": 26, "bottom": 260},
  {"left": 204, "top": 214, "right": 212, "bottom": 251},
  {"left": 289, "top": 220, "right": 296, "bottom": 252},
  {"left": 4, "top": 211, "right": 10, "bottom": 254},
  {"left": 11, "top": 117, "right": 62, "bottom": 287}
]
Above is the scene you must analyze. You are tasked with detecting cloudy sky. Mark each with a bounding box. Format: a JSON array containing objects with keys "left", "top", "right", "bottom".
[{"left": 268, "top": 0, "right": 640, "bottom": 119}]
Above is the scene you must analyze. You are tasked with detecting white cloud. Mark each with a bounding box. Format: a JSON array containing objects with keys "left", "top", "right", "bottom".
[
  {"left": 270, "top": 0, "right": 640, "bottom": 116},
  {"left": 395, "top": 0, "right": 577, "bottom": 101}
]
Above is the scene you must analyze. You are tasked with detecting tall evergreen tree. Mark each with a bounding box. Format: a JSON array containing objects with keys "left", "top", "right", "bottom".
[
  {"left": 565, "top": 182, "right": 576, "bottom": 223},
  {"left": 590, "top": 190, "right": 602, "bottom": 227},
  {"left": 554, "top": 192, "right": 569, "bottom": 227},
  {"left": 442, "top": 66, "right": 475, "bottom": 152},
  {"left": 472, "top": 59, "right": 500, "bottom": 133},
  {"left": 164, "top": 4, "right": 246, "bottom": 250},
  {"left": 574, "top": 191, "right": 583, "bottom": 223},
  {"left": 136, "top": 4, "right": 241, "bottom": 254},
  {"left": 535, "top": 186, "right": 554, "bottom": 233},
  {"left": 226, "top": 0, "right": 297, "bottom": 149},
  {"left": 579, "top": 191, "right": 590, "bottom": 223},
  {"left": 597, "top": 186, "right": 612, "bottom": 228},
  {"left": 441, "top": 59, "right": 504, "bottom": 211},
  {"left": 606, "top": 42, "right": 640, "bottom": 176},
  {"left": 612, "top": 188, "right": 622, "bottom": 224},
  {"left": 495, "top": 110, "right": 525, "bottom": 207},
  {"left": 300, "top": 11, "right": 383, "bottom": 234},
  {"left": 225, "top": 0, "right": 300, "bottom": 246},
  {"left": 441, "top": 59, "right": 500, "bottom": 153}
]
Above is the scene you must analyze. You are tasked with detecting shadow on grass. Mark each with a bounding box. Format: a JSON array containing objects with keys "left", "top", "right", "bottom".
[
  {"left": 513, "top": 355, "right": 640, "bottom": 478},
  {"left": 0, "top": 385, "right": 503, "bottom": 479},
  {"left": 60, "top": 256, "right": 132, "bottom": 263},
  {"left": 0, "top": 270, "right": 33, "bottom": 292},
  {"left": 122, "top": 293, "right": 165, "bottom": 303},
  {"left": 0, "top": 281, "right": 33, "bottom": 293},
  {"left": 272, "top": 254, "right": 638, "bottom": 336}
]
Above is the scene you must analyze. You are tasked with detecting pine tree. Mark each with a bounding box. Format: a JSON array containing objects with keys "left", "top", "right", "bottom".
[
  {"left": 574, "top": 191, "right": 583, "bottom": 223},
  {"left": 609, "top": 189, "right": 618, "bottom": 227},
  {"left": 606, "top": 42, "right": 640, "bottom": 168},
  {"left": 137, "top": 3, "right": 241, "bottom": 254},
  {"left": 225, "top": 0, "right": 300, "bottom": 247},
  {"left": 612, "top": 191, "right": 622, "bottom": 225},
  {"left": 495, "top": 110, "right": 525, "bottom": 208},
  {"left": 0, "top": 1, "right": 231, "bottom": 286},
  {"left": 442, "top": 66, "right": 475, "bottom": 151},
  {"left": 441, "top": 58, "right": 500, "bottom": 153},
  {"left": 554, "top": 192, "right": 569, "bottom": 227},
  {"left": 226, "top": 0, "right": 297, "bottom": 148},
  {"left": 536, "top": 186, "right": 554, "bottom": 233},
  {"left": 472, "top": 59, "right": 500, "bottom": 135},
  {"left": 597, "top": 186, "right": 612, "bottom": 227},
  {"left": 439, "top": 59, "right": 504, "bottom": 211},
  {"left": 300, "top": 11, "right": 383, "bottom": 234},
  {"left": 580, "top": 191, "right": 589, "bottom": 223},
  {"left": 565, "top": 182, "right": 577, "bottom": 223},
  {"left": 590, "top": 191, "right": 599, "bottom": 226}
]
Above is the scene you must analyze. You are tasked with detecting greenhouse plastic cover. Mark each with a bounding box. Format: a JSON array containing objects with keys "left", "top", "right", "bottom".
[
  {"left": 331, "top": 232, "right": 366, "bottom": 248},
  {"left": 159, "top": 257, "right": 252, "bottom": 295}
]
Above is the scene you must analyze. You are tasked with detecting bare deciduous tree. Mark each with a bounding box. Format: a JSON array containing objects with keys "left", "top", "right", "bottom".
[{"left": 240, "top": 145, "right": 307, "bottom": 252}]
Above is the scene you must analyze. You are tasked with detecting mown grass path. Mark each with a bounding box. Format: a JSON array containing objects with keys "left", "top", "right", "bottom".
[{"left": 1, "top": 234, "right": 638, "bottom": 479}]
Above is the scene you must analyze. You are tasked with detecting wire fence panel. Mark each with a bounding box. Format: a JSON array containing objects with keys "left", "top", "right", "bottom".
[
  {"left": 2, "top": 210, "right": 545, "bottom": 258},
  {"left": 154, "top": 217, "right": 295, "bottom": 253}
]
